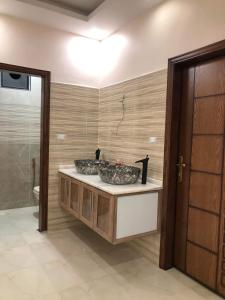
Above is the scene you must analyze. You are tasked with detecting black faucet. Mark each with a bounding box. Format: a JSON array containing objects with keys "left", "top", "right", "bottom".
[
  {"left": 135, "top": 155, "right": 149, "bottom": 184},
  {"left": 95, "top": 148, "right": 101, "bottom": 160}
]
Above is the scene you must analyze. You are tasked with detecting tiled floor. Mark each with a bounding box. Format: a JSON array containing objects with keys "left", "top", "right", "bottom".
[{"left": 0, "top": 206, "right": 223, "bottom": 300}]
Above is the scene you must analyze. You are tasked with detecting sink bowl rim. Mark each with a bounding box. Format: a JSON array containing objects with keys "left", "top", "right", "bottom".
[
  {"left": 74, "top": 159, "right": 110, "bottom": 175},
  {"left": 99, "top": 164, "right": 141, "bottom": 173},
  {"left": 98, "top": 164, "right": 141, "bottom": 185}
]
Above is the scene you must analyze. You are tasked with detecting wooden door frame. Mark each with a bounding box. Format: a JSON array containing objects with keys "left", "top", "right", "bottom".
[
  {"left": 0, "top": 63, "right": 50, "bottom": 232},
  {"left": 159, "top": 39, "right": 225, "bottom": 270}
]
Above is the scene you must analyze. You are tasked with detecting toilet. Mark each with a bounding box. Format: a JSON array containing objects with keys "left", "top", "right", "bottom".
[{"left": 33, "top": 186, "right": 39, "bottom": 201}]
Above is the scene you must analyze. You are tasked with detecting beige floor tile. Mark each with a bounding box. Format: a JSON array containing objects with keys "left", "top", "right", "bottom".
[
  {"left": 113, "top": 271, "right": 176, "bottom": 299},
  {"left": 0, "top": 218, "right": 23, "bottom": 236},
  {"left": 85, "top": 275, "right": 131, "bottom": 300},
  {"left": 35, "top": 292, "right": 62, "bottom": 300},
  {"left": 3, "top": 245, "right": 39, "bottom": 269},
  {"left": 0, "top": 207, "right": 223, "bottom": 300},
  {"left": 127, "top": 289, "right": 176, "bottom": 300},
  {"left": 167, "top": 268, "right": 198, "bottom": 289},
  {"left": 8, "top": 266, "right": 56, "bottom": 296},
  {"left": 207, "top": 294, "right": 224, "bottom": 300},
  {"left": 0, "top": 210, "right": 7, "bottom": 216},
  {"left": 69, "top": 225, "right": 116, "bottom": 252},
  {"left": 46, "top": 229, "right": 76, "bottom": 240},
  {"left": 64, "top": 253, "right": 108, "bottom": 282},
  {"left": 42, "top": 260, "right": 87, "bottom": 292},
  {"left": 89, "top": 250, "right": 152, "bottom": 277},
  {"left": 29, "top": 242, "right": 63, "bottom": 264},
  {"left": 22, "top": 231, "right": 48, "bottom": 245},
  {"left": 0, "top": 255, "right": 17, "bottom": 275},
  {"left": 0, "top": 234, "right": 26, "bottom": 253},
  {"left": 0, "top": 274, "right": 32, "bottom": 300},
  {"left": 0, "top": 207, "right": 38, "bottom": 237},
  {"left": 46, "top": 232, "right": 90, "bottom": 257},
  {"left": 60, "top": 286, "right": 91, "bottom": 300},
  {"left": 137, "top": 267, "right": 198, "bottom": 295},
  {"left": 191, "top": 284, "right": 224, "bottom": 299},
  {"left": 173, "top": 288, "right": 214, "bottom": 300}
]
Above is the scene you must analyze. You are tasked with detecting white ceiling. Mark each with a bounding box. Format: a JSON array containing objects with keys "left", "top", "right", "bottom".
[
  {"left": 36, "top": 0, "right": 105, "bottom": 16},
  {"left": 0, "top": 0, "right": 165, "bottom": 40}
]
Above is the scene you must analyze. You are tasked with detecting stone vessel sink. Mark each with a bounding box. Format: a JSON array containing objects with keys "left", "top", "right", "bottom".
[
  {"left": 99, "top": 164, "right": 141, "bottom": 185},
  {"left": 74, "top": 159, "right": 109, "bottom": 175}
]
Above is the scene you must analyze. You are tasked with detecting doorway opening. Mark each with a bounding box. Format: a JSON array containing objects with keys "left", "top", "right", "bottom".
[{"left": 0, "top": 63, "right": 50, "bottom": 232}]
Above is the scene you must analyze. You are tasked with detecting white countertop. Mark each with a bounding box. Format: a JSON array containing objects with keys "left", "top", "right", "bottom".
[{"left": 58, "top": 168, "right": 163, "bottom": 196}]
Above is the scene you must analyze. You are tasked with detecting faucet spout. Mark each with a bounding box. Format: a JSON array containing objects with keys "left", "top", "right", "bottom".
[
  {"left": 135, "top": 155, "right": 149, "bottom": 184},
  {"left": 95, "top": 148, "right": 101, "bottom": 160}
]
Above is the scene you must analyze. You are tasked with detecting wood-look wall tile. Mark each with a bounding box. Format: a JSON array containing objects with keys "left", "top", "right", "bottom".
[
  {"left": 48, "top": 70, "right": 167, "bottom": 265},
  {"left": 48, "top": 83, "right": 99, "bottom": 230},
  {"left": 99, "top": 69, "right": 167, "bottom": 181}
]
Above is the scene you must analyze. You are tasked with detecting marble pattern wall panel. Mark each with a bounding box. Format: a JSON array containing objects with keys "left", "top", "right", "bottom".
[
  {"left": 0, "top": 144, "right": 39, "bottom": 209},
  {"left": 48, "top": 83, "right": 99, "bottom": 230},
  {"left": 0, "top": 104, "right": 40, "bottom": 144},
  {"left": 0, "top": 77, "right": 41, "bottom": 209},
  {"left": 99, "top": 69, "right": 167, "bottom": 181}
]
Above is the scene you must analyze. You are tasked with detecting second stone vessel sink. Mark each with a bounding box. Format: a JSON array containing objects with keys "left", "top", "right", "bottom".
[
  {"left": 99, "top": 164, "right": 141, "bottom": 185},
  {"left": 74, "top": 159, "right": 109, "bottom": 175}
]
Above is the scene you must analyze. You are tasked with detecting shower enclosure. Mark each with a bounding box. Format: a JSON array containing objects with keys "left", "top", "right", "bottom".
[{"left": 0, "top": 72, "right": 41, "bottom": 210}]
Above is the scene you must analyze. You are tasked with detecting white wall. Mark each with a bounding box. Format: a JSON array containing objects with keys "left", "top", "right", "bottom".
[
  {"left": 2, "top": 0, "right": 225, "bottom": 88},
  {"left": 0, "top": 14, "right": 100, "bottom": 87},
  {"left": 100, "top": 0, "right": 225, "bottom": 87}
]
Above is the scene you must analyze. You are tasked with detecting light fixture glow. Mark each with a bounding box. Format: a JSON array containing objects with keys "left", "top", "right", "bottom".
[
  {"left": 67, "top": 33, "right": 128, "bottom": 79},
  {"left": 100, "top": 34, "right": 128, "bottom": 77},
  {"left": 85, "top": 27, "right": 110, "bottom": 41},
  {"left": 67, "top": 36, "right": 100, "bottom": 77}
]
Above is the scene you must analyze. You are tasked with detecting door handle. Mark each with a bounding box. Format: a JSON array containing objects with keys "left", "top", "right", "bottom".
[{"left": 176, "top": 155, "right": 186, "bottom": 183}]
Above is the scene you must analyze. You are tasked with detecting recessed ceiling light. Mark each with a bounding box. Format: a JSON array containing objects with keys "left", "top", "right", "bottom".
[{"left": 85, "top": 27, "right": 110, "bottom": 41}]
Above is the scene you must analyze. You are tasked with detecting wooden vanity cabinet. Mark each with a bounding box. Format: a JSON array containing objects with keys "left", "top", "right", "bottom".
[
  {"left": 59, "top": 173, "right": 114, "bottom": 241},
  {"left": 58, "top": 172, "right": 158, "bottom": 244},
  {"left": 69, "top": 180, "right": 81, "bottom": 218},
  {"left": 79, "top": 184, "right": 114, "bottom": 241},
  {"left": 93, "top": 190, "right": 114, "bottom": 242},
  {"left": 80, "top": 184, "right": 95, "bottom": 228},
  {"left": 59, "top": 174, "right": 71, "bottom": 209}
]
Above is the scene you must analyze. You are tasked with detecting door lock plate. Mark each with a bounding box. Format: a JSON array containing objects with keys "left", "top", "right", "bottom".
[{"left": 176, "top": 155, "right": 186, "bottom": 183}]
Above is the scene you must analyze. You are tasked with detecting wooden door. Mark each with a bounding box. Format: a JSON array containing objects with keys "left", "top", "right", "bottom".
[
  {"left": 80, "top": 183, "right": 95, "bottom": 228},
  {"left": 93, "top": 190, "right": 114, "bottom": 242},
  {"left": 174, "top": 57, "right": 225, "bottom": 294},
  {"left": 59, "top": 174, "right": 71, "bottom": 209},
  {"left": 69, "top": 179, "right": 81, "bottom": 218}
]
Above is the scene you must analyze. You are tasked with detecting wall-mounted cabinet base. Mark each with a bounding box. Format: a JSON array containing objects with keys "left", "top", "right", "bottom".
[{"left": 59, "top": 172, "right": 159, "bottom": 244}]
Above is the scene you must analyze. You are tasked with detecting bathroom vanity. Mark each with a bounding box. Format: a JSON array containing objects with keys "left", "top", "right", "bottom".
[{"left": 58, "top": 168, "right": 162, "bottom": 244}]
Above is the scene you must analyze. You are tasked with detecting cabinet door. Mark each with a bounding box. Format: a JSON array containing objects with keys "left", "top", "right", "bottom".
[
  {"left": 93, "top": 190, "right": 114, "bottom": 242},
  {"left": 69, "top": 180, "right": 81, "bottom": 218},
  {"left": 80, "top": 184, "right": 94, "bottom": 228},
  {"left": 59, "top": 174, "right": 70, "bottom": 209}
]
